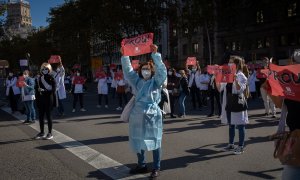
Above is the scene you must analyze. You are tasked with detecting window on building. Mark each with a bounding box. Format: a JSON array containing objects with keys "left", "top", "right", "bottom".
[
  {"left": 256, "top": 10, "right": 264, "bottom": 23},
  {"left": 173, "top": 29, "right": 177, "bottom": 37},
  {"left": 184, "top": 28, "right": 189, "bottom": 34},
  {"left": 265, "top": 37, "right": 271, "bottom": 47},
  {"left": 257, "top": 39, "right": 264, "bottom": 48},
  {"left": 280, "top": 35, "right": 287, "bottom": 46},
  {"left": 288, "top": 2, "right": 297, "bottom": 17},
  {"left": 182, "top": 44, "right": 188, "bottom": 55},
  {"left": 193, "top": 43, "right": 199, "bottom": 53},
  {"left": 232, "top": 42, "right": 236, "bottom": 51}
]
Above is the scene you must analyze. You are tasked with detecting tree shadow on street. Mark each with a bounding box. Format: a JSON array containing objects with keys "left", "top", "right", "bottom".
[
  {"left": 164, "top": 120, "right": 221, "bottom": 134},
  {"left": 246, "top": 119, "right": 278, "bottom": 129},
  {"left": 0, "top": 138, "right": 34, "bottom": 145},
  {"left": 239, "top": 168, "right": 283, "bottom": 179}
]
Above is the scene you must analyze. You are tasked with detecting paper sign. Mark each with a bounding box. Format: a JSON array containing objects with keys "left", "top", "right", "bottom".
[
  {"left": 16, "top": 76, "right": 25, "bottom": 87},
  {"left": 73, "top": 76, "right": 85, "bottom": 84},
  {"left": 215, "top": 64, "right": 236, "bottom": 83},
  {"left": 267, "top": 64, "right": 300, "bottom": 102},
  {"left": 48, "top": 55, "right": 61, "bottom": 64},
  {"left": 131, "top": 60, "right": 140, "bottom": 70},
  {"left": 207, "top": 65, "right": 219, "bottom": 75},
  {"left": 186, "top": 57, "right": 197, "bottom": 66},
  {"left": 19, "top": 59, "right": 28, "bottom": 66},
  {"left": 114, "top": 72, "right": 123, "bottom": 80},
  {"left": 256, "top": 68, "right": 268, "bottom": 79},
  {"left": 121, "top": 33, "right": 154, "bottom": 56}
]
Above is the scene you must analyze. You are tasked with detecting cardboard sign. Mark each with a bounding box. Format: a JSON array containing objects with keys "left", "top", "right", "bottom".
[
  {"left": 256, "top": 68, "right": 268, "bottom": 79},
  {"left": 114, "top": 72, "right": 123, "bottom": 80},
  {"left": 16, "top": 76, "right": 25, "bottom": 87},
  {"left": 186, "top": 57, "right": 197, "bottom": 66},
  {"left": 207, "top": 65, "right": 219, "bottom": 75},
  {"left": 73, "top": 76, "right": 85, "bottom": 84},
  {"left": 131, "top": 60, "right": 140, "bottom": 70},
  {"left": 215, "top": 64, "right": 236, "bottom": 83},
  {"left": 267, "top": 64, "right": 300, "bottom": 102},
  {"left": 48, "top": 55, "right": 61, "bottom": 64},
  {"left": 121, "top": 33, "right": 154, "bottom": 56},
  {"left": 19, "top": 59, "right": 28, "bottom": 66}
]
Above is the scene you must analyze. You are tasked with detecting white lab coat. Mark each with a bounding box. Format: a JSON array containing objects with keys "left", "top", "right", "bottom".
[
  {"left": 54, "top": 67, "right": 66, "bottom": 99},
  {"left": 96, "top": 77, "right": 108, "bottom": 94}
]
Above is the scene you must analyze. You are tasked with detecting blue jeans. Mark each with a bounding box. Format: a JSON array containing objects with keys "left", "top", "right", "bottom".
[
  {"left": 179, "top": 92, "right": 187, "bottom": 116},
  {"left": 58, "top": 99, "right": 64, "bottom": 114},
  {"left": 282, "top": 165, "right": 300, "bottom": 180},
  {"left": 226, "top": 110, "right": 245, "bottom": 147},
  {"left": 24, "top": 100, "right": 36, "bottom": 121},
  {"left": 137, "top": 148, "right": 161, "bottom": 170}
]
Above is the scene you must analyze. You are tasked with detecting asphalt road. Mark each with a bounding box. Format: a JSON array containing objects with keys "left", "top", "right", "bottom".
[{"left": 0, "top": 84, "right": 283, "bottom": 180}]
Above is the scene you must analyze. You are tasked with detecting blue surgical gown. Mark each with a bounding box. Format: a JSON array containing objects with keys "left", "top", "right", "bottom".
[{"left": 121, "top": 52, "right": 167, "bottom": 153}]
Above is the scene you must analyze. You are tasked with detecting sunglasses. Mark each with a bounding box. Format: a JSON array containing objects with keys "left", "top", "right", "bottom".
[{"left": 42, "top": 68, "right": 48, "bottom": 71}]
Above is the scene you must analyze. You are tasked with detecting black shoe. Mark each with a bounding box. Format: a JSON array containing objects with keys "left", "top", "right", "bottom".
[
  {"left": 207, "top": 114, "right": 213, "bottom": 117},
  {"left": 34, "top": 133, "right": 45, "bottom": 140},
  {"left": 129, "top": 165, "right": 148, "bottom": 174},
  {"left": 29, "top": 120, "right": 35, "bottom": 123},
  {"left": 23, "top": 120, "right": 30, "bottom": 124},
  {"left": 170, "top": 114, "right": 177, "bottom": 118},
  {"left": 150, "top": 169, "right": 160, "bottom": 179}
]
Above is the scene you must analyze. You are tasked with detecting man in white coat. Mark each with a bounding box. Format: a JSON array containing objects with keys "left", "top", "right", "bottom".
[
  {"left": 6, "top": 71, "right": 21, "bottom": 114},
  {"left": 187, "top": 62, "right": 202, "bottom": 110},
  {"left": 52, "top": 63, "right": 66, "bottom": 116}
]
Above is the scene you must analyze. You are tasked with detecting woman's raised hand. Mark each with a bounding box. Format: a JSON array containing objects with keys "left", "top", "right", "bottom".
[{"left": 150, "top": 44, "right": 158, "bottom": 53}]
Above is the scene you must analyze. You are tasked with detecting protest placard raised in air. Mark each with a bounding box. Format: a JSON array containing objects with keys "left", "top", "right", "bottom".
[
  {"left": 207, "top": 64, "right": 236, "bottom": 83},
  {"left": 121, "top": 33, "right": 154, "bottom": 56},
  {"left": 48, "top": 55, "right": 61, "bottom": 64},
  {"left": 186, "top": 57, "right": 197, "bottom": 66}
]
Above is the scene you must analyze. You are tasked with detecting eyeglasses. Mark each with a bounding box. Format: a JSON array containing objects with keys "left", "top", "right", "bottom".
[{"left": 141, "top": 68, "right": 150, "bottom": 71}]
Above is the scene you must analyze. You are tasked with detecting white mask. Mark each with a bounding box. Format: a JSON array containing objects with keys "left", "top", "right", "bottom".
[
  {"left": 76, "top": 73, "right": 80, "bottom": 76},
  {"left": 142, "top": 70, "right": 151, "bottom": 79},
  {"left": 8, "top": 73, "right": 13, "bottom": 76},
  {"left": 168, "top": 71, "right": 173, "bottom": 76}
]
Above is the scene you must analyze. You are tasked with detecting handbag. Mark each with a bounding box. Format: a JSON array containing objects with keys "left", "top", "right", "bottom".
[
  {"left": 225, "top": 93, "right": 248, "bottom": 112},
  {"left": 270, "top": 103, "right": 300, "bottom": 167},
  {"left": 120, "top": 96, "right": 135, "bottom": 122}
]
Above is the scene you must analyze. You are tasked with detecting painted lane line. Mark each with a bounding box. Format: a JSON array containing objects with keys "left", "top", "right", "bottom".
[{"left": 2, "top": 107, "right": 147, "bottom": 180}]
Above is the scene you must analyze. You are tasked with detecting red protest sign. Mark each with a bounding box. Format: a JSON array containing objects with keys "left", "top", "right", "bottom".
[
  {"left": 207, "top": 65, "right": 220, "bottom": 75},
  {"left": 215, "top": 64, "right": 236, "bottom": 83},
  {"left": 256, "top": 68, "right": 268, "bottom": 79},
  {"left": 95, "top": 71, "right": 106, "bottom": 79},
  {"left": 48, "top": 55, "right": 61, "bottom": 64},
  {"left": 16, "top": 76, "right": 25, "bottom": 87},
  {"left": 186, "top": 57, "right": 197, "bottom": 66},
  {"left": 121, "top": 33, "right": 154, "bottom": 56},
  {"left": 110, "top": 64, "right": 117, "bottom": 69},
  {"left": 73, "top": 76, "right": 85, "bottom": 84},
  {"left": 267, "top": 64, "right": 300, "bottom": 102},
  {"left": 114, "top": 72, "right": 123, "bottom": 80},
  {"left": 131, "top": 60, "right": 140, "bottom": 70}
]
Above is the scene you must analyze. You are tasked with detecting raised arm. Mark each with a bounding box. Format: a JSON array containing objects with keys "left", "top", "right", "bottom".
[
  {"left": 151, "top": 48, "right": 167, "bottom": 87},
  {"left": 121, "top": 55, "right": 139, "bottom": 88}
]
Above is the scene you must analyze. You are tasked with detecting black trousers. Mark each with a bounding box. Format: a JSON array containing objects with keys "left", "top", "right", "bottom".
[
  {"left": 98, "top": 94, "right": 108, "bottom": 105},
  {"left": 190, "top": 85, "right": 201, "bottom": 108},
  {"left": 73, "top": 93, "right": 83, "bottom": 108},
  {"left": 8, "top": 92, "right": 19, "bottom": 112},
  {"left": 209, "top": 89, "right": 221, "bottom": 116},
  {"left": 200, "top": 90, "right": 208, "bottom": 106},
  {"left": 38, "top": 95, "right": 53, "bottom": 134},
  {"left": 169, "top": 94, "right": 178, "bottom": 115},
  {"left": 117, "top": 93, "right": 127, "bottom": 107}
]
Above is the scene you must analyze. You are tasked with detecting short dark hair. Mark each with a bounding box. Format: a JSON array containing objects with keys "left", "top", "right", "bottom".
[{"left": 138, "top": 61, "right": 155, "bottom": 78}]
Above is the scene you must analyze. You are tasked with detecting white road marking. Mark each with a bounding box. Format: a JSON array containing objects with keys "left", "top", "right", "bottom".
[{"left": 2, "top": 107, "right": 147, "bottom": 180}]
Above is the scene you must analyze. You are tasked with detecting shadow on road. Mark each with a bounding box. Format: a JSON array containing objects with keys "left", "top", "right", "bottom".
[
  {"left": 239, "top": 168, "right": 283, "bottom": 179},
  {"left": 0, "top": 138, "right": 34, "bottom": 145}
]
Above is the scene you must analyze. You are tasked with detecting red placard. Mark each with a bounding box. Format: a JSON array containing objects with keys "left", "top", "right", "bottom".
[
  {"left": 110, "top": 64, "right": 117, "bottom": 69},
  {"left": 215, "top": 64, "right": 236, "bottom": 83},
  {"left": 207, "top": 65, "right": 219, "bottom": 75},
  {"left": 256, "top": 68, "right": 268, "bottom": 79},
  {"left": 16, "top": 76, "right": 25, "bottom": 87},
  {"left": 121, "top": 33, "right": 154, "bottom": 56},
  {"left": 73, "top": 76, "right": 86, "bottom": 84},
  {"left": 48, "top": 55, "right": 61, "bottom": 64},
  {"left": 186, "top": 57, "right": 197, "bottom": 66},
  {"left": 131, "top": 60, "right": 140, "bottom": 70},
  {"left": 114, "top": 72, "right": 123, "bottom": 80},
  {"left": 95, "top": 71, "right": 106, "bottom": 79},
  {"left": 267, "top": 64, "right": 300, "bottom": 102}
]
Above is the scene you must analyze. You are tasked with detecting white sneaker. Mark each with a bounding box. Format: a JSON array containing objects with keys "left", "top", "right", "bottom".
[
  {"left": 233, "top": 146, "right": 244, "bottom": 155},
  {"left": 97, "top": 105, "right": 101, "bottom": 108},
  {"left": 80, "top": 108, "right": 87, "bottom": 112},
  {"left": 105, "top": 105, "right": 108, "bottom": 108},
  {"left": 72, "top": 109, "right": 76, "bottom": 113}
]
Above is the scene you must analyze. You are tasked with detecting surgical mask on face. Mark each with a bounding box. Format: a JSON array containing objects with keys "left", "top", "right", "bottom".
[
  {"left": 192, "top": 68, "right": 197, "bottom": 72},
  {"left": 8, "top": 73, "right": 13, "bottom": 76},
  {"left": 168, "top": 71, "right": 173, "bottom": 76},
  {"left": 76, "top": 73, "right": 80, "bottom": 76},
  {"left": 142, "top": 70, "right": 151, "bottom": 79},
  {"left": 42, "top": 69, "right": 49, "bottom": 75}
]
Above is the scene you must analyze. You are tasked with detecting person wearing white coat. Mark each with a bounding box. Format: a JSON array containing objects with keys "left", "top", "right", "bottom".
[
  {"left": 52, "top": 63, "right": 67, "bottom": 116},
  {"left": 6, "top": 71, "right": 21, "bottom": 113},
  {"left": 95, "top": 75, "right": 109, "bottom": 108},
  {"left": 248, "top": 70, "right": 256, "bottom": 100},
  {"left": 187, "top": 64, "right": 202, "bottom": 109},
  {"left": 219, "top": 56, "right": 248, "bottom": 155}
]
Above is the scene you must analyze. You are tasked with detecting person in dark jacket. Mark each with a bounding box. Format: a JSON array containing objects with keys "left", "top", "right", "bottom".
[
  {"left": 178, "top": 70, "right": 189, "bottom": 118},
  {"left": 34, "top": 63, "right": 57, "bottom": 140},
  {"left": 207, "top": 74, "right": 221, "bottom": 117},
  {"left": 167, "top": 68, "right": 180, "bottom": 118}
]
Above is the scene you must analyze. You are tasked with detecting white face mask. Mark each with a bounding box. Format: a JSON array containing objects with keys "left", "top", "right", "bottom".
[
  {"left": 42, "top": 69, "right": 49, "bottom": 75},
  {"left": 192, "top": 68, "right": 197, "bottom": 72},
  {"left": 76, "top": 73, "right": 80, "bottom": 76},
  {"left": 142, "top": 70, "right": 151, "bottom": 79},
  {"left": 8, "top": 73, "right": 13, "bottom": 76},
  {"left": 168, "top": 71, "right": 173, "bottom": 76}
]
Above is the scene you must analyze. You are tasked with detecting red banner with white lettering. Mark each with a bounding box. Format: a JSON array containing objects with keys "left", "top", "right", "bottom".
[
  {"left": 114, "top": 72, "right": 123, "bottom": 80},
  {"left": 48, "top": 55, "right": 61, "bottom": 64},
  {"left": 73, "top": 76, "right": 86, "bottom": 84},
  {"left": 131, "top": 60, "right": 140, "bottom": 70},
  {"left": 121, "top": 33, "right": 154, "bottom": 56},
  {"left": 16, "top": 76, "right": 25, "bottom": 87},
  {"left": 186, "top": 57, "right": 197, "bottom": 66},
  {"left": 267, "top": 64, "right": 300, "bottom": 102},
  {"left": 214, "top": 64, "right": 236, "bottom": 83}
]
